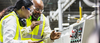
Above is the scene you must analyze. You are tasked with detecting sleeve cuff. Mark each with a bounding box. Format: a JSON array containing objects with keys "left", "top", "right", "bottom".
[
  {"left": 28, "top": 26, "right": 32, "bottom": 32},
  {"left": 48, "top": 37, "right": 54, "bottom": 43}
]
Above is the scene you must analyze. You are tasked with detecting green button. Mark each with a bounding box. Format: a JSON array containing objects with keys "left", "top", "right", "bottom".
[
  {"left": 74, "top": 40, "right": 75, "bottom": 42},
  {"left": 76, "top": 39, "right": 77, "bottom": 41},
  {"left": 72, "top": 40, "right": 73, "bottom": 42},
  {"left": 70, "top": 40, "right": 71, "bottom": 42}
]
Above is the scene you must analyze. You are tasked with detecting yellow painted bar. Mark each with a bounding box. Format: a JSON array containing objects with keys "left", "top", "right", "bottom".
[
  {"left": 74, "top": 18, "right": 79, "bottom": 20},
  {"left": 79, "top": 7, "right": 82, "bottom": 20}
]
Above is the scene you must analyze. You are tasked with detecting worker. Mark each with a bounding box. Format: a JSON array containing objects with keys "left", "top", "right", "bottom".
[
  {"left": 0, "top": 0, "right": 41, "bottom": 43},
  {"left": 21, "top": 0, "right": 61, "bottom": 43}
]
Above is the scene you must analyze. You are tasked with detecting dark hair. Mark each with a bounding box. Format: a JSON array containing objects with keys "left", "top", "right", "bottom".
[
  {"left": 0, "top": 0, "right": 33, "bottom": 19},
  {"left": 14, "top": 0, "right": 33, "bottom": 10},
  {"left": 0, "top": 6, "right": 14, "bottom": 20}
]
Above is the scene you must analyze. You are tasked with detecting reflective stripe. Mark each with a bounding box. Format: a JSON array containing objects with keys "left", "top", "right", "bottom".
[
  {"left": 38, "top": 14, "right": 43, "bottom": 36},
  {"left": 33, "top": 35, "right": 42, "bottom": 39},
  {"left": 18, "top": 28, "right": 21, "bottom": 40},
  {"left": 23, "top": 34, "right": 31, "bottom": 38},
  {"left": 32, "top": 14, "right": 43, "bottom": 39},
  {"left": 0, "top": 42, "right": 3, "bottom": 43}
]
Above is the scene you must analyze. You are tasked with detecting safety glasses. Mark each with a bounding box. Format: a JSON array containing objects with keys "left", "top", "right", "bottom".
[
  {"left": 33, "top": 6, "right": 44, "bottom": 13},
  {"left": 27, "top": 8, "right": 33, "bottom": 13}
]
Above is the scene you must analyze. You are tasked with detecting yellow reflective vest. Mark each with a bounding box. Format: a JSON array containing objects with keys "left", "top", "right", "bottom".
[
  {"left": 0, "top": 11, "right": 20, "bottom": 43},
  {"left": 0, "top": 11, "right": 45, "bottom": 43},
  {"left": 22, "top": 14, "right": 45, "bottom": 43}
]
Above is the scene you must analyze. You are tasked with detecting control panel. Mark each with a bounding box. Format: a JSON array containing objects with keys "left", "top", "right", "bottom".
[
  {"left": 53, "top": 19, "right": 95, "bottom": 43},
  {"left": 70, "top": 22, "right": 84, "bottom": 43}
]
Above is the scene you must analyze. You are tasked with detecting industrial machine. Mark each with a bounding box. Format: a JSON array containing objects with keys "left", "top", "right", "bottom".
[
  {"left": 52, "top": 0, "right": 98, "bottom": 43},
  {"left": 53, "top": 17, "right": 95, "bottom": 43},
  {"left": 70, "top": 18, "right": 95, "bottom": 43}
]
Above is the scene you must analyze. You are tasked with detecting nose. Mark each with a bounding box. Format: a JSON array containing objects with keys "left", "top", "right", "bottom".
[
  {"left": 30, "top": 13, "right": 32, "bottom": 16},
  {"left": 29, "top": 12, "right": 33, "bottom": 15},
  {"left": 37, "top": 11, "right": 41, "bottom": 14}
]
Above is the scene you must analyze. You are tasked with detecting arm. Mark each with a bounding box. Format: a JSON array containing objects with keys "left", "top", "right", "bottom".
[
  {"left": 42, "top": 17, "right": 54, "bottom": 43},
  {"left": 21, "top": 26, "right": 32, "bottom": 37},
  {"left": 2, "top": 16, "right": 28, "bottom": 43},
  {"left": 21, "top": 21, "right": 42, "bottom": 37}
]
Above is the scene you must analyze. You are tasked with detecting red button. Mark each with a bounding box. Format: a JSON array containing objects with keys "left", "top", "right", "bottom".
[
  {"left": 80, "top": 28, "right": 82, "bottom": 30},
  {"left": 70, "top": 35, "right": 72, "bottom": 37},
  {"left": 72, "top": 30, "right": 75, "bottom": 33}
]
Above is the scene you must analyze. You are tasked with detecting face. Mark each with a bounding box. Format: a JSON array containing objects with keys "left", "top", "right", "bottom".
[
  {"left": 21, "top": 5, "right": 33, "bottom": 19},
  {"left": 32, "top": 0, "right": 44, "bottom": 20},
  {"left": 32, "top": 5, "right": 43, "bottom": 20}
]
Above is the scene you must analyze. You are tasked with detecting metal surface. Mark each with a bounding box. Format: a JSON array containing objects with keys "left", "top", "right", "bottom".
[
  {"left": 81, "top": 19, "right": 95, "bottom": 43},
  {"left": 58, "top": 0, "right": 63, "bottom": 31}
]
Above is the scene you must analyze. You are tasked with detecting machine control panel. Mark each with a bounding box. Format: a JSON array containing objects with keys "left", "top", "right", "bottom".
[{"left": 70, "top": 22, "right": 84, "bottom": 43}]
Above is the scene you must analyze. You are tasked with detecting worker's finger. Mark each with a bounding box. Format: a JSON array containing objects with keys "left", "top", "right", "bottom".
[
  {"left": 57, "top": 35, "right": 60, "bottom": 37},
  {"left": 35, "top": 21, "right": 42, "bottom": 25},
  {"left": 37, "top": 41, "right": 40, "bottom": 43},
  {"left": 54, "top": 36, "right": 59, "bottom": 39},
  {"left": 35, "top": 21, "right": 42, "bottom": 23},
  {"left": 56, "top": 37, "right": 60, "bottom": 39},
  {"left": 57, "top": 35, "right": 61, "bottom": 38},
  {"left": 35, "top": 41, "right": 39, "bottom": 43},
  {"left": 57, "top": 33, "right": 61, "bottom": 35},
  {"left": 56, "top": 32, "right": 61, "bottom": 34},
  {"left": 52, "top": 30, "right": 55, "bottom": 33}
]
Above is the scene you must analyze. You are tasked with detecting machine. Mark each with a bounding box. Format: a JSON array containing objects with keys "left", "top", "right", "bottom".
[{"left": 53, "top": 16, "right": 95, "bottom": 43}]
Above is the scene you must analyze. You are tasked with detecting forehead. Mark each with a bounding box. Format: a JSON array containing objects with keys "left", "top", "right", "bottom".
[
  {"left": 33, "top": 0, "right": 43, "bottom": 9},
  {"left": 36, "top": 0, "right": 41, "bottom": 4},
  {"left": 34, "top": 5, "right": 43, "bottom": 9}
]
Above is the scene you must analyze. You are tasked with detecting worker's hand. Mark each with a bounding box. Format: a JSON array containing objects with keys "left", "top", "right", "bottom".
[
  {"left": 50, "top": 30, "right": 61, "bottom": 40},
  {"left": 28, "top": 41, "right": 40, "bottom": 43},
  {"left": 31, "top": 21, "right": 42, "bottom": 30}
]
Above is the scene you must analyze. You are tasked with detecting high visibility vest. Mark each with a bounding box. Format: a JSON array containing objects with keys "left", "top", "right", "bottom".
[
  {"left": 0, "top": 11, "right": 21, "bottom": 43},
  {"left": 21, "top": 14, "right": 45, "bottom": 43},
  {"left": 0, "top": 11, "right": 45, "bottom": 43}
]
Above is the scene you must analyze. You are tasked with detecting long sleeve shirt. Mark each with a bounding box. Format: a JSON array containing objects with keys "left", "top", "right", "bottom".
[
  {"left": 21, "top": 17, "right": 54, "bottom": 43},
  {"left": 2, "top": 15, "right": 54, "bottom": 43},
  {"left": 2, "top": 16, "right": 28, "bottom": 43}
]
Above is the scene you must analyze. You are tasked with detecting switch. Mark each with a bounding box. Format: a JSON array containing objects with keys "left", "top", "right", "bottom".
[
  {"left": 74, "top": 39, "right": 76, "bottom": 42},
  {"left": 72, "top": 30, "right": 75, "bottom": 33},
  {"left": 78, "top": 33, "right": 81, "bottom": 36},
  {"left": 70, "top": 35, "right": 76, "bottom": 38},
  {"left": 70, "top": 35, "right": 72, "bottom": 37},
  {"left": 75, "top": 39, "right": 77, "bottom": 40},
  {"left": 78, "top": 31, "right": 81, "bottom": 33}
]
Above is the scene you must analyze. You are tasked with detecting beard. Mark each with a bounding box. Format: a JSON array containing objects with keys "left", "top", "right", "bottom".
[{"left": 32, "top": 12, "right": 41, "bottom": 21}]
